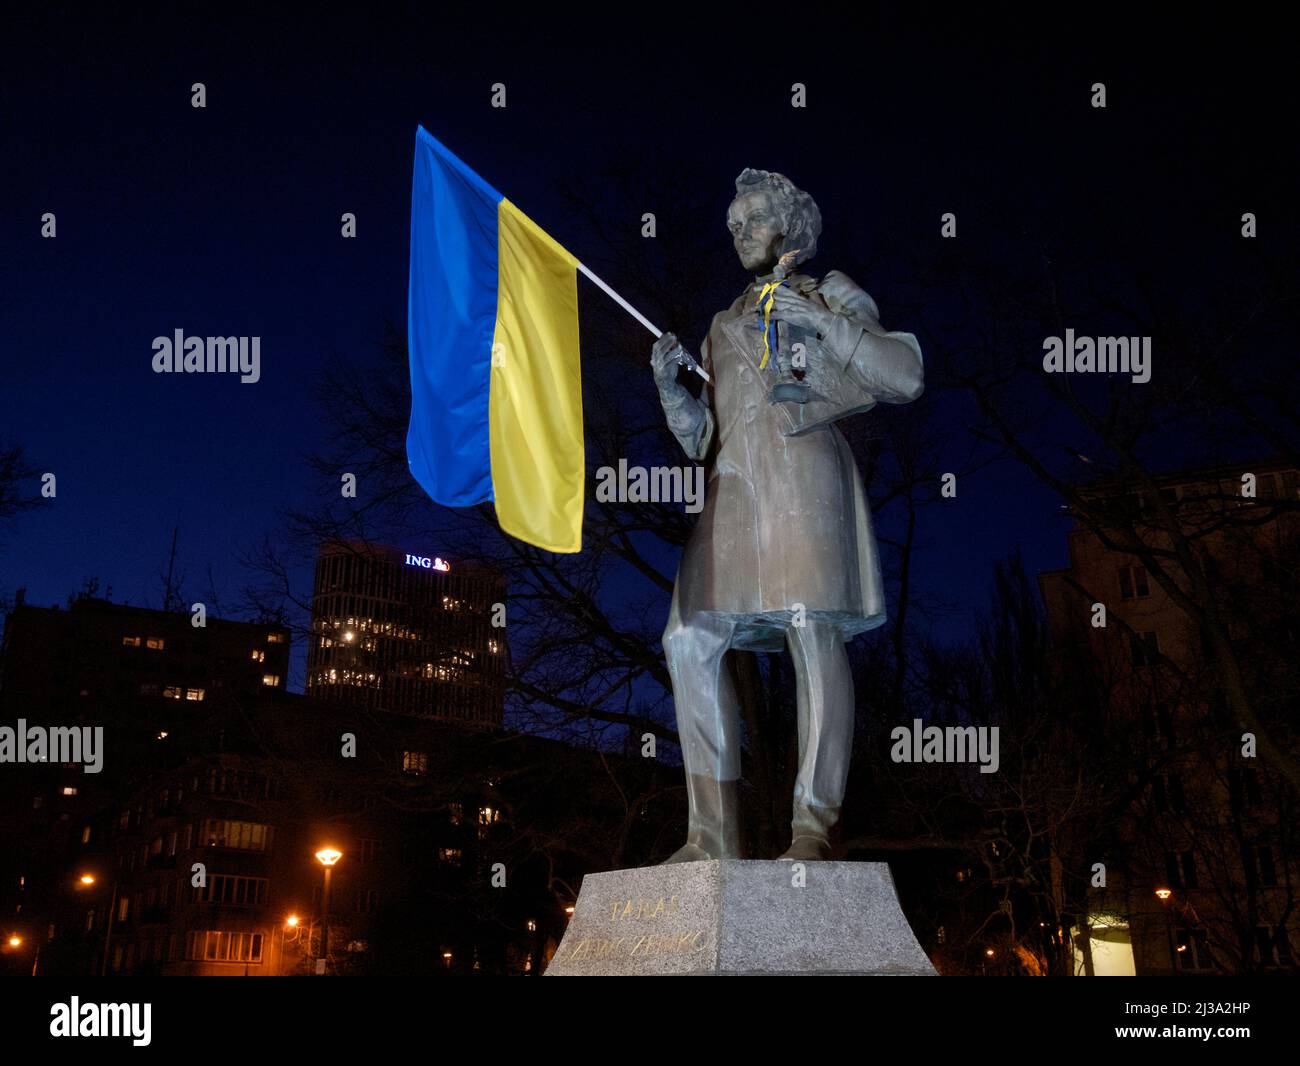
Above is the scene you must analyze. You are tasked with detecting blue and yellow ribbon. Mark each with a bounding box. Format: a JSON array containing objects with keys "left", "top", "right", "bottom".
[{"left": 755, "top": 280, "right": 785, "bottom": 369}]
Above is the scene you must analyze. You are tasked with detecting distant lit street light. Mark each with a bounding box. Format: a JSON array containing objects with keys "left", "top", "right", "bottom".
[
  {"left": 3, "top": 932, "right": 40, "bottom": 977},
  {"left": 268, "top": 914, "right": 308, "bottom": 975}
]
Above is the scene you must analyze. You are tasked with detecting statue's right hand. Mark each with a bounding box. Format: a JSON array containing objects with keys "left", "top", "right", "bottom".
[{"left": 651, "top": 332, "right": 689, "bottom": 392}]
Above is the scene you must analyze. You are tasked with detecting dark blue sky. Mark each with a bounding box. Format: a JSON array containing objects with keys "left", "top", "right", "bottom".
[{"left": 3, "top": 8, "right": 1294, "bottom": 688}]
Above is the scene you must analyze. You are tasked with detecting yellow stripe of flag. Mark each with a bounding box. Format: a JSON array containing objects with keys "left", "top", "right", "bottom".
[{"left": 489, "top": 198, "right": 584, "bottom": 553}]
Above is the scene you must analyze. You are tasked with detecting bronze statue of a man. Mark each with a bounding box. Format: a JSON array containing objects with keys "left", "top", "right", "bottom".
[{"left": 651, "top": 168, "right": 924, "bottom": 862}]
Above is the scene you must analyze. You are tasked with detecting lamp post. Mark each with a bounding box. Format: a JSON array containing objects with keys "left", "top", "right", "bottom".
[
  {"left": 1155, "top": 887, "right": 1177, "bottom": 975},
  {"left": 272, "top": 914, "right": 301, "bottom": 976},
  {"left": 79, "top": 873, "right": 119, "bottom": 977},
  {"left": 280, "top": 913, "right": 329, "bottom": 974},
  {"left": 314, "top": 848, "right": 342, "bottom": 975}
]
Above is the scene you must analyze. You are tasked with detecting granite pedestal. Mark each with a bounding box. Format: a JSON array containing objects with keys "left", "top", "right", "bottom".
[{"left": 544, "top": 860, "right": 936, "bottom": 976}]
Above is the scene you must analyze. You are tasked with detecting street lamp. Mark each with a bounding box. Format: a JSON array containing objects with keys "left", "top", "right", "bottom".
[
  {"left": 4, "top": 931, "right": 42, "bottom": 977},
  {"left": 314, "top": 848, "right": 343, "bottom": 975},
  {"left": 1155, "top": 887, "right": 1178, "bottom": 975},
  {"left": 78, "top": 871, "right": 119, "bottom": 977},
  {"left": 266, "top": 914, "right": 308, "bottom": 976}
]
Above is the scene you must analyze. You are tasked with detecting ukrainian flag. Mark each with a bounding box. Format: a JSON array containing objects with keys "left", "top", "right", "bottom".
[{"left": 407, "top": 126, "right": 584, "bottom": 553}]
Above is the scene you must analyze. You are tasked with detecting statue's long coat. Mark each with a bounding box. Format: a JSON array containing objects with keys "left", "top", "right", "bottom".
[{"left": 671, "top": 270, "right": 924, "bottom": 651}]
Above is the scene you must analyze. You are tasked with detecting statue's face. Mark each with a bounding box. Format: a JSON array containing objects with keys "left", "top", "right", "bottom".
[{"left": 727, "top": 189, "right": 785, "bottom": 273}]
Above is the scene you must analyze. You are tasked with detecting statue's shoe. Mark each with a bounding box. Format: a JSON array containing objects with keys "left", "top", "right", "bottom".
[
  {"left": 661, "top": 843, "right": 714, "bottom": 864},
  {"left": 777, "top": 835, "right": 832, "bottom": 861}
]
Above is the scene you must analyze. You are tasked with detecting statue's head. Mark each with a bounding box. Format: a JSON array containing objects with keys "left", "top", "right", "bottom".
[{"left": 727, "top": 168, "right": 822, "bottom": 274}]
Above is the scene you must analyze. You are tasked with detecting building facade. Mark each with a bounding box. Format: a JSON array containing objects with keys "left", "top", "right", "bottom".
[
  {"left": 43, "top": 704, "right": 588, "bottom": 977},
  {"left": 306, "top": 541, "right": 504, "bottom": 726},
  {"left": 0, "top": 595, "right": 290, "bottom": 975},
  {"left": 1040, "top": 459, "right": 1299, "bottom": 975}
]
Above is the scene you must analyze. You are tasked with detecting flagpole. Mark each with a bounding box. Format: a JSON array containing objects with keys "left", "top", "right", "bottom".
[{"left": 576, "top": 261, "right": 711, "bottom": 382}]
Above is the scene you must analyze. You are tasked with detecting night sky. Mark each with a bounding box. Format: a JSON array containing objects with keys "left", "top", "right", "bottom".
[{"left": 3, "top": 8, "right": 1294, "bottom": 688}]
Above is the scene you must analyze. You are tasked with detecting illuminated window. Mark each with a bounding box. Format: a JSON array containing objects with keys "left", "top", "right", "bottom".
[
  {"left": 251, "top": 649, "right": 265, "bottom": 662},
  {"left": 488, "top": 640, "right": 499, "bottom": 654},
  {"left": 262, "top": 675, "right": 280, "bottom": 687},
  {"left": 266, "top": 632, "right": 285, "bottom": 644},
  {"left": 402, "top": 751, "right": 429, "bottom": 775},
  {"left": 122, "top": 636, "right": 141, "bottom": 647},
  {"left": 163, "top": 686, "right": 182, "bottom": 700},
  {"left": 185, "top": 688, "right": 205, "bottom": 701},
  {"left": 438, "top": 848, "right": 462, "bottom": 866},
  {"left": 187, "top": 930, "right": 264, "bottom": 963},
  {"left": 527, "top": 919, "right": 537, "bottom": 932},
  {"left": 146, "top": 637, "right": 165, "bottom": 650},
  {"left": 202, "top": 819, "right": 273, "bottom": 851},
  {"left": 478, "top": 806, "right": 500, "bottom": 825},
  {"left": 117, "top": 896, "right": 130, "bottom": 922},
  {"left": 81, "top": 825, "right": 92, "bottom": 844},
  {"left": 62, "top": 786, "right": 78, "bottom": 796}
]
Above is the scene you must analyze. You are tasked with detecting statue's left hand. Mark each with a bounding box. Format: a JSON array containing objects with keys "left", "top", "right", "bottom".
[{"left": 770, "top": 286, "right": 834, "bottom": 333}]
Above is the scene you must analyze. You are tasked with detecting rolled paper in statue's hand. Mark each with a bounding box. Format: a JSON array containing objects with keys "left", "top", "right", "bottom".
[{"left": 773, "top": 248, "right": 802, "bottom": 281}]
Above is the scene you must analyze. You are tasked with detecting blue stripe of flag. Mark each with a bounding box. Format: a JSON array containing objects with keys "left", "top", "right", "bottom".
[{"left": 406, "top": 125, "right": 504, "bottom": 508}]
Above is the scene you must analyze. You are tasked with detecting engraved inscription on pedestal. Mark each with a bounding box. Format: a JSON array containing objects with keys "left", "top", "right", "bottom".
[
  {"left": 545, "top": 860, "right": 937, "bottom": 977},
  {"left": 547, "top": 861, "right": 720, "bottom": 975}
]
